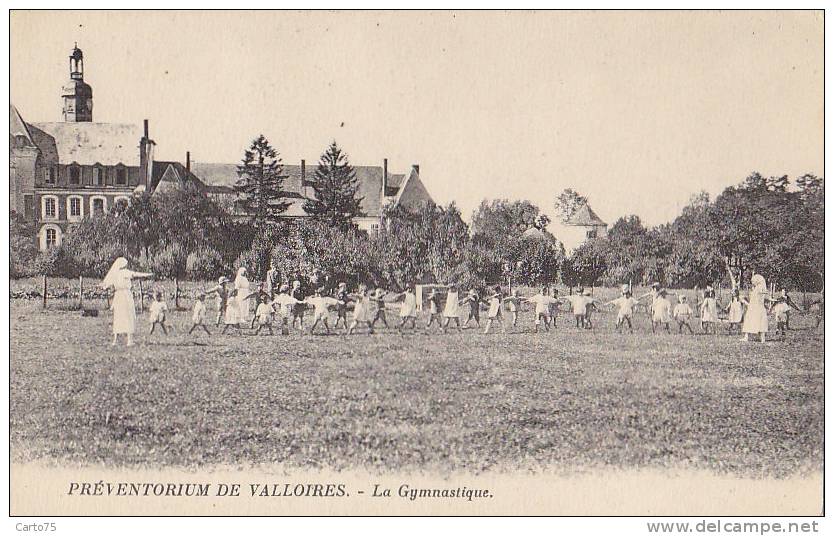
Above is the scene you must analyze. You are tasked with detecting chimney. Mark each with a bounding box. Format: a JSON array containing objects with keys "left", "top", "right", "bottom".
[
  {"left": 412, "top": 164, "right": 419, "bottom": 174},
  {"left": 143, "top": 119, "right": 149, "bottom": 139},
  {"left": 186, "top": 151, "right": 191, "bottom": 173},
  {"left": 383, "top": 158, "right": 388, "bottom": 196}
]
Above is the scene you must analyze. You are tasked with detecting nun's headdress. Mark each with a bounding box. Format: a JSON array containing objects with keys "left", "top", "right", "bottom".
[{"left": 100, "top": 257, "right": 128, "bottom": 288}]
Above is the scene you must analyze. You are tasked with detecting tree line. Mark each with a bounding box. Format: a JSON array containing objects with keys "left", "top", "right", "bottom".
[{"left": 9, "top": 134, "right": 824, "bottom": 293}]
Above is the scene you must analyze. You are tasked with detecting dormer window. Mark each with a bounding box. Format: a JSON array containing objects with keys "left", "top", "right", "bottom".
[
  {"left": 69, "top": 165, "right": 81, "bottom": 186},
  {"left": 45, "top": 166, "right": 57, "bottom": 184},
  {"left": 92, "top": 165, "right": 104, "bottom": 186},
  {"left": 115, "top": 166, "right": 127, "bottom": 186}
]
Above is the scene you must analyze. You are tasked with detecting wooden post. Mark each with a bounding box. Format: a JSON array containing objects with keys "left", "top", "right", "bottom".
[
  {"left": 175, "top": 277, "right": 180, "bottom": 309},
  {"left": 79, "top": 276, "right": 84, "bottom": 309},
  {"left": 42, "top": 274, "right": 47, "bottom": 309},
  {"left": 138, "top": 279, "right": 145, "bottom": 312}
]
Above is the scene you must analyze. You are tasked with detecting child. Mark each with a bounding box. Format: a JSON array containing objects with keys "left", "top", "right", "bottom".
[
  {"left": 188, "top": 293, "right": 211, "bottom": 335},
  {"left": 771, "top": 297, "right": 792, "bottom": 339},
  {"left": 333, "top": 282, "right": 350, "bottom": 331},
  {"left": 699, "top": 284, "right": 719, "bottom": 334},
  {"left": 290, "top": 280, "right": 306, "bottom": 329},
  {"left": 254, "top": 294, "right": 275, "bottom": 335},
  {"left": 525, "top": 286, "right": 559, "bottom": 333},
  {"left": 271, "top": 284, "right": 297, "bottom": 335},
  {"left": 606, "top": 288, "right": 637, "bottom": 334},
  {"left": 396, "top": 286, "right": 419, "bottom": 334},
  {"left": 582, "top": 289, "right": 599, "bottom": 329},
  {"left": 423, "top": 288, "right": 444, "bottom": 333},
  {"left": 563, "top": 288, "right": 591, "bottom": 329},
  {"left": 370, "top": 288, "right": 390, "bottom": 329},
  {"left": 347, "top": 285, "right": 375, "bottom": 335},
  {"left": 777, "top": 289, "right": 801, "bottom": 330},
  {"left": 441, "top": 285, "right": 463, "bottom": 333},
  {"left": 726, "top": 289, "right": 745, "bottom": 334},
  {"left": 460, "top": 289, "right": 481, "bottom": 328},
  {"left": 306, "top": 287, "right": 338, "bottom": 335},
  {"left": 206, "top": 276, "right": 230, "bottom": 327},
  {"left": 503, "top": 289, "right": 522, "bottom": 329},
  {"left": 483, "top": 286, "right": 505, "bottom": 334},
  {"left": 673, "top": 295, "right": 694, "bottom": 334},
  {"left": 548, "top": 288, "right": 562, "bottom": 330},
  {"left": 250, "top": 283, "right": 271, "bottom": 329},
  {"left": 651, "top": 290, "right": 672, "bottom": 334},
  {"left": 221, "top": 289, "right": 242, "bottom": 334},
  {"left": 148, "top": 290, "right": 170, "bottom": 335}
]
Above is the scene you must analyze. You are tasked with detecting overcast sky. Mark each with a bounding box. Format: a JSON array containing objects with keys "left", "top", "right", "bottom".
[{"left": 10, "top": 10, "right": 823, "bottom": 226}]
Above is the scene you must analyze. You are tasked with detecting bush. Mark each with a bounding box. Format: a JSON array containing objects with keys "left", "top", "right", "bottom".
[
  {"left": 187, "top": 247, "right": 226, "bottom": 280},
  {"left": 10, "top": 213, "right": 38, "bottom": 278}
]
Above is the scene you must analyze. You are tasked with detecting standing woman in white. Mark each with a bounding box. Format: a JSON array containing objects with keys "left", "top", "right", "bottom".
[
  {"left": 741, "top": 273, "right": 770, "bottom": 342},
  {"left": 234, "top": 267, "right": 252, "bottom": 324},
  {"left": 100, "top": 257, "right": 153, "bottom": 347}
]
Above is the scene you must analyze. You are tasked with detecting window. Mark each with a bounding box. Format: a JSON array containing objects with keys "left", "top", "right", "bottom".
[
  {"left": 45, "top": 228, "right": 57, "bottom": 248},
  {"left": 42, "top": 196, "right": 57, "bottom": 219},
  {"left": 92, "top": 166, "right": 104, "bottom": 186},
  {"left": 69, "top": 166, "right": 81, "bottom": 185},
  {"left": 24, "top": 195, "right": 34, "bottom": 220},
  {"left": 91, "top": 197, "right": 106, "bottom": 214},
  {"left": 115, "top": 167, "right": 127, "bottom": 186},
  {"left": 370, "top": 223, "right": 379, "bottom": 233},
  {"left": 39, "top": 225, "right": 62, "bottom": 251},
  {"left": 67, "top": 196, "right": 83, "bottom": 221},
  {"left": 45, "top": 166, "right": 57, "bottom": 184},
  {"left": 586, "top": 229, "right": 598, "bottom": 239}
]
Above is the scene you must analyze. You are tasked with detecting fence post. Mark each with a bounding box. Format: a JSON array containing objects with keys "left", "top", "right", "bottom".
[
  {"left": 138, "top": 279, "right": 145, "bottom": 312},
  {"left": 175, "top": 277, "right": 180, "bottom": 309},
  {"left": 79, "top": 275, "right": 84, "bottom": 309},
  {"left": 42, "top": 274, "right": 47, "bottom": 309}
]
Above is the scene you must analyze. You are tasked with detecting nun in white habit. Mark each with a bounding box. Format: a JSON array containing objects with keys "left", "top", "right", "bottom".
[
  {"left": 234, "top": 267, "right": 252, "bottom": 323},
  {"left": 741, "top": 273, "right": 770, "bottom": 342},
  {"left": 99, "top": 257, "right": 153, "bottom": 346}
]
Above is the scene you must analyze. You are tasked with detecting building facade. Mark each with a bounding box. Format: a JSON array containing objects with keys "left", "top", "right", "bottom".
[
  {"left": 553, "top": 202, "right": 608, "bottom": 254},
  {"left": 10, "top": 45, "right": 156, "bottom": 250},
  {"left": 191, "top": 159, "right": 434, "bottom": 232}
]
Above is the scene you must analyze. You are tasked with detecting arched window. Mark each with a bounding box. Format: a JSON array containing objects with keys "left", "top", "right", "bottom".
[
  {"left": 41, "top": 195, "right": 59, "bottom": 220},
  {"left": 39, "top": 225, "right": 63, "bottom": 251},
  {"left": 90, "top": 195, "right": 107, "bottom": 215},
  {"left": 67, "top": 195, "right": 84, "bottom": 222}
]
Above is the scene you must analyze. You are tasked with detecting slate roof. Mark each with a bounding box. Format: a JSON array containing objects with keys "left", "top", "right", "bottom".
[
  {"left": 151, "top": 161, "right": 208, "bottom": 193},
  {"left": 9, "top": 105, "right": 34, "bottom": 146},
  {"left": 565, "top": 203, "right": 607, "bottom": 226},
  {"left": 27, "top": 121, "right": 143, "bottom": 166},
  {"left": 190, "top": 162, "right": 415, "bottom": 218}
]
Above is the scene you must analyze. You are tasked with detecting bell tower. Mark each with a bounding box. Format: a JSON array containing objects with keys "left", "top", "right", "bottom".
[{"left": 61, "top": 44, "right": 93, "bottom": 122}]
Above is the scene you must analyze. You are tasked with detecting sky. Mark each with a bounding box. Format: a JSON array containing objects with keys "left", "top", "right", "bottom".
[{"left": 10, "top": 10, "right": 823, "bottom": 227}]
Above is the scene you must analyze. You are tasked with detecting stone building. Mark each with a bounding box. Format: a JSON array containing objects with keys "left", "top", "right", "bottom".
[
  {"left": 10, "top": 45, "right": 156, "bottom": 250},
  {"left": 553, "top": 202, "right": 608, "bottom": 254},
  {"left": 191, "top": 159, "right": 433, "bottom": 232}
]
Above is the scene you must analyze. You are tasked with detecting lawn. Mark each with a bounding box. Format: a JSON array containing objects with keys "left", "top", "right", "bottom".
[{"left": 9, "top": 294, "right": 824, "bottom": 477}]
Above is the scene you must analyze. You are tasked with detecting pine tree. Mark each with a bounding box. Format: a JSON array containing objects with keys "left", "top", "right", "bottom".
[
  {"left": 235, "top": 135, "right": 290, "bottom": 227},
  {"left": 302, "top": 141, "right": 364, "bottom": 228}
]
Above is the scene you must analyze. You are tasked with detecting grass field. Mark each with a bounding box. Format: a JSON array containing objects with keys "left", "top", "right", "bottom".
[{"left": 10, "top": 294, "right": 823, "bottom": 477}]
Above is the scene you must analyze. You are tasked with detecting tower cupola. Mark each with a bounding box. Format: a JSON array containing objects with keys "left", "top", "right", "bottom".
[{"left": 62, "top": 43, "right": 93, "bottom": 122}]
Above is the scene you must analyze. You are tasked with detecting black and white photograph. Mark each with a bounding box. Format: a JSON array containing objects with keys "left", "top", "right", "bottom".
[{"left": 7, "top": 9, "right": 825, "bottom": 523}]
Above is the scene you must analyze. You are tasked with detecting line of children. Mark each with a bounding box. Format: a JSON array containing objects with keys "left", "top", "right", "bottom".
[{"left": 143, "top": 274, "right": 814, "bottom": 341}]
